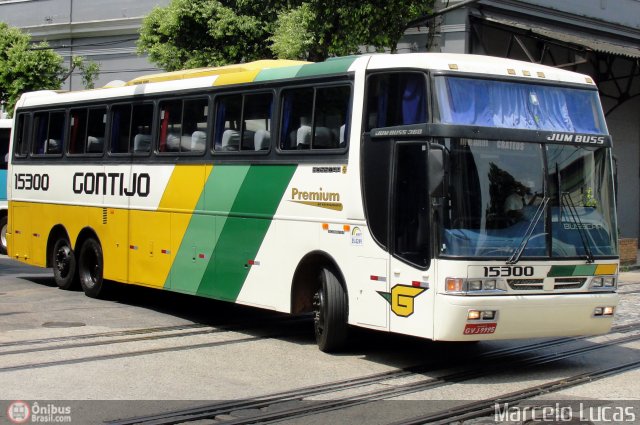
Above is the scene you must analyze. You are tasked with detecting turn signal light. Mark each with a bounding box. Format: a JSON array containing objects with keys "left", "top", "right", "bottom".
[{"left": 446, "top": 278, "right": 464, "bottom": 292}]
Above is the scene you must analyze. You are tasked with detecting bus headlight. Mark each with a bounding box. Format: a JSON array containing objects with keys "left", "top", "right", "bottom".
[
  {"left": 483, "top": 280, "right": 497, "bottom": 291},
  {"left": 590, "top": 276, "right": 616, "bottom": 290},
  {"left": 445, "top": 278, "right": 507, "bottom": 295},
  {"left": 467, "top": 280, "right": 482, "bottom": 291}
]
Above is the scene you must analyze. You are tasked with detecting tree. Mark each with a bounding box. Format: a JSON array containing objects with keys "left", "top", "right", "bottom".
[
  {"left": 138, "top": 0, "right": 433, "bottom": 70},
  {"left": 138, "top": 0, "right": 285, "bottom": 71},
  {"left": 0, "top": 23, "right": 100, "bottom": 116},
  {"left": 271, "top": 1, "right": 433, "bottom": 61}
]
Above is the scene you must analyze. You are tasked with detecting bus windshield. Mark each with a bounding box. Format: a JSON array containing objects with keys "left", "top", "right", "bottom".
[
  {"left": 441, "top": 139, "right": 617, "bottom": 259},
  {"left": 434, "top": 76, "right": 607, "bottom": 134}
]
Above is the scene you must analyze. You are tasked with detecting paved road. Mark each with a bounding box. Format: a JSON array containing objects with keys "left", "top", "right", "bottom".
[{"left": 0, "top": 256, "right": 638, "bottom": 424}]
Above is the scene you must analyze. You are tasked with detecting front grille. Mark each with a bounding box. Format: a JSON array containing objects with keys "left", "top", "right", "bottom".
[
  {"left": 507, "top": 279, "right": 544, "bottom": 290},
  {"left": 554, "top": 277, "right": 587, "bottom": 290}
]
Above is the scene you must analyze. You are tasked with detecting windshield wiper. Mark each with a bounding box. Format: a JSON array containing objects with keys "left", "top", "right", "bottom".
[
  {"left": 507, "top": 196, "right": 549, "bottom": 265},
  {"left": 560, "top": 192, "right": 595, "bottom": 263}
]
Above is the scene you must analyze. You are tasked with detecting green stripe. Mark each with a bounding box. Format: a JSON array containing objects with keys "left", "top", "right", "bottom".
[
  {"left": 196, "top": 165, "right": 297, "bottom": 300},
  {"left": 166, "top": 166, "right": 250, "bottom": 292},
  {"left": 255, "top": 65, "right": 306, "bottom": 82},
  {"left": 547, "top": 264, "right": 598, "bottom": 277},
  {"left": 295, "top": 56, "right": 358, "bottom": 78}
]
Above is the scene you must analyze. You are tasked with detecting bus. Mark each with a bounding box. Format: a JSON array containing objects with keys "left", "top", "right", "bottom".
[
  {"left": 0, "top": 118, "right": 11, "bottom": 254},
  {"left": 7, "top": 54, "right": 619, "bottom": 351}
]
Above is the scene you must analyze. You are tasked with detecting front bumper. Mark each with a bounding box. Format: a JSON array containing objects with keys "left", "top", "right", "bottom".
[{"left": 433, "top": 292, "right": 619, "bottom": 341}]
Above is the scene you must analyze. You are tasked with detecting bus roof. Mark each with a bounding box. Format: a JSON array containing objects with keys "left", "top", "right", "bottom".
[{"left": 16, "top": 53, "right": 597, "bottom": 109}]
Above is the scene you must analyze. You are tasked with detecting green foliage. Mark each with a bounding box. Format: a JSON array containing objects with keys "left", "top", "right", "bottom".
[
  {"left": 138, "top": 0, "right": 282, "bottom": 71},
  {"left": 138, "top": 0, "right": 434, "bottom": 69},
  {"left": 0, "top": 23, "right": 101, "bottom": 116},
  {"left": 269, "top": 4, "right": 316, "bottom": 60},
  {"left": 69, "top": 56, "right": 101, "bottom": 90},
  {"left": 0, "top": 23, "right": 64, "bottom": 115},
  {"left": 272, "top": 1, "right": 432, "bottom": 61}
]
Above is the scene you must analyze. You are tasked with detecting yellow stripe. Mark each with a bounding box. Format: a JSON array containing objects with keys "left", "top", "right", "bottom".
[
  {"left": 159, "top": 165, "right": 213, "bottom": 210},
  {"left": 595, "top": 264, "right": 618, "bottom": 275},
  {"left": 10, "top": 166, "right": 214, "bottom": 289},
  {"left": 213, "top": 70, "right": 261, "bottom": 86}
]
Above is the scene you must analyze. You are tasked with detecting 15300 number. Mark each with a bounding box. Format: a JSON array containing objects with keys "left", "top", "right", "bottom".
[
  {"left": 483, "top": 266, "right": 534, "bottom": 277},
  {"left": 14, "top": 173, "right": 50, "bottom": 191}
]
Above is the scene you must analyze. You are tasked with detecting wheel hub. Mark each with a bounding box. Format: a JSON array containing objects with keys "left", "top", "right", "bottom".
[{"left": 55, "top": 246, "right": 72, "bottom": 276}]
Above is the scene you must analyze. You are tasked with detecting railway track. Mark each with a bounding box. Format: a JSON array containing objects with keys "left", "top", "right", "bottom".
[
  {"left": 0, "top": 315, "right": 312, "bottom": 373},
  {"left": 107, "top": 322, "right": 640, "bottom": 425},
  {"left": 392, "top": 358, "right": 640, "bottom": 425}
]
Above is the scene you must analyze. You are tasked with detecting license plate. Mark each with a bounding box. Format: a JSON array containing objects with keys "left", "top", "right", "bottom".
[{"left": 464, "top": 323, "right": 497, "bottom": 335}]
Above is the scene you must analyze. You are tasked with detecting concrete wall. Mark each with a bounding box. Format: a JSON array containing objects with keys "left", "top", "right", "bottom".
[
  {"left": 0, "top": 0, "right": 168, "bottom": 28},
  {"left": 606, "top": 96, "right": 640, "bottom": 238},
  {"left": 0, "top": 0, "right": 169, "bottom": 90},
  {"left": 525, "top": 0, "right": 640, "bottom": 30}
]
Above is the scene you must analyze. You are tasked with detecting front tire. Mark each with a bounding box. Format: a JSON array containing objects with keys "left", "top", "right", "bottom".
[
  {"left": 78, "top": 238, "right": 105, "bottom": 298},
  {"left": 0, "top": 216, "right": 7, "bottom": 255},
  {"left": 52, "top": 238, "right": 77, "bottom": 290},
  {"left": 313, "top": 267, "right": 348, "bottom": 352}
]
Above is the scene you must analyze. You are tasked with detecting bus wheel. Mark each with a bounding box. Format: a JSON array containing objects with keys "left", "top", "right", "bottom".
[
  {"left": 52, "top": 238, "right": 77, "bottom": 290},
  {"left": 313, "top": 267, "right": 348, "bottom": 352},
  {"left": 78, "top": 238, "right": 104, "bottom": 298},
  {"left": 0, "top": 216, "right": 7, "bottom": 255}
]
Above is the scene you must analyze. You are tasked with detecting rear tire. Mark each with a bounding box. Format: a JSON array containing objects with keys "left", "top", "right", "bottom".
[
  {"left": 0, "top": 216, "right": 7, "bottom": 255},
  {"left": 52, "top": 238, "right": 78, "bottom": 290},
  {"left": 78, "top": 238, "right": 105, "bottom": 298},
  {"left": 313, "top": 267, "right": 348, "bottom": 352}
]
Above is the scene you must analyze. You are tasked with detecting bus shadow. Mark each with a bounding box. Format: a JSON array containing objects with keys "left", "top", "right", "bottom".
[{"left": 13, "top": 272, "right": 638, "bottom": 377}]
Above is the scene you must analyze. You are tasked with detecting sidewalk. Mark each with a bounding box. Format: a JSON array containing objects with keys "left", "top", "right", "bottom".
[{"left": 622, "top": 249, "right": 640, "bottom": 272}]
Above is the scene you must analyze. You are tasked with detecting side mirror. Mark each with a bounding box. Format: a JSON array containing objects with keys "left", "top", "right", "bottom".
[{"left": 428, "top": 143, "right": 447, "bottom": 198}]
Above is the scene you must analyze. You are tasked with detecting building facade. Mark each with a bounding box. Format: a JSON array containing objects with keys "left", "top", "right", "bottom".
[
  {"left": 0, "top": 0, "right": 169, "bottom": 89},
  {"left": 1, "top": 0, "right": 640, "bottom": 239}
]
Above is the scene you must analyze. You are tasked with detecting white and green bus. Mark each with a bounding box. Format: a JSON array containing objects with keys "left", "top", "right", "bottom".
[{"left": 8, "top": 54, "right": 619, "bottom": 351}]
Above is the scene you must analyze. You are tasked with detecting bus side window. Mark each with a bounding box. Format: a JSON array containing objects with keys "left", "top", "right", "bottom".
[
  {"left": 69, "top": 109, "right": 88, "bottom": 154},
  {"left": 32, "top": 111, "right": 64, "bottom": 155},
  {"left": 279, "top": 85, "right": 350, "bottom": 151},
  {"left": 314, "top": 86, "right": 350, "bottom": 149},
  {"left": 13, "top": 114, "right": 30, "bottom": 157},
  {"left": 110, "top": 104, "right": 132, "bottom": 154},
  {"left": 131, "top": 104, "right": 154, "bottom": 154},
  {"left": 366, "top": 73, "right": 427, "bottom": 132},
  {"left": 159, "top": 97, "right": 208, "bottom": 154},
  {"left": 243, "top": 93, "right": 272, "bottom": 151},
  {"left": 86, "top": 108, "right": 106, "bottom": 154},
  {"left": 159, "top": 100, "right": 182, "bottom": 153},
  {"left": 183, "top": 98, "right": 208, "bottom": 153},
  {"left": 214, "top": 95, "right": 242, "bottom": 151},
  {"left": 280, "top": 88, "right": 313, "bottom": 151}
]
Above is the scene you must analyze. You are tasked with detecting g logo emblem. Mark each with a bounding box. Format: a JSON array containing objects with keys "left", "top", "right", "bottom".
[{"left": 378, "top": 285, "right": 427, "bottom": 317}]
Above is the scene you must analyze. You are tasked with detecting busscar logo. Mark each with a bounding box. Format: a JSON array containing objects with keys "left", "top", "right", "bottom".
[{"left": 378, "top": 285, "right": 427, "bottom": 317}]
